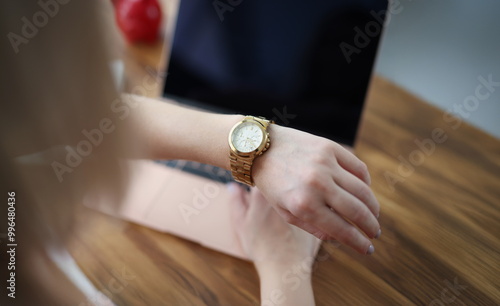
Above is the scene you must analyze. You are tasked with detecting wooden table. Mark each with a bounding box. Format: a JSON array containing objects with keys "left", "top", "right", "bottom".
[{"left": 70, "top": 3, "right": 500, "bottom": 304}]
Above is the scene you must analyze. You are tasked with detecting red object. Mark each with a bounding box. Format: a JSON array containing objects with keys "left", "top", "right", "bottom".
[{"left": 114, "top": 0, "right": 163, "bottom": 44}]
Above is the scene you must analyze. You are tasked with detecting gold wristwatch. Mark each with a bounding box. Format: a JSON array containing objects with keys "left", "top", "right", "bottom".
[{"left": 228, "top": 116, "right": 273, "bottom": 186}]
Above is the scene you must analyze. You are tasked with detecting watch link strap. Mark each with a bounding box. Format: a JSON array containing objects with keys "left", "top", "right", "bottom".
[{"left": 229, "top": 151, "right": 254, "bottom": 186}]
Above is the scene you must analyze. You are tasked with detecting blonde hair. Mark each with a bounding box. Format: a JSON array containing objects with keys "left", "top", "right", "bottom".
[{"left": 0, "top": 1, "right": 130, "bottom": 303}]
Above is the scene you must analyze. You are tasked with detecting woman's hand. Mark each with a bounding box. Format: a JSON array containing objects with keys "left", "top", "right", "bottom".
[
  {"left": 252, "top": 124, "right": 381, "bottom": 255},
  {"left": 229, "top": 184, "right": 320, "bottom": 306},
  {"left": 229, "top": 184, "right": 321, "bottom": 269}
]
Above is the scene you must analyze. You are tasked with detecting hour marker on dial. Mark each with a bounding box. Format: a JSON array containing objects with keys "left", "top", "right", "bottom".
[{"left": 231, "top": 122, "right": 264, "bottom": 153}]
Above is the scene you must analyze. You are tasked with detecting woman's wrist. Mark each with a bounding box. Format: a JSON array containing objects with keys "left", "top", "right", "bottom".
[
  {"left": 130, "top": 95, "right": 245, "bottom": 168},
  {"left": 257, "top": 262, "right": 314, "bottom": 306},
  {"left": 256, "top": 259, "right": 313, "bottom": 280},
  {"left": 216, "top": 113, "right": 245, "bottom": 170},
  {"left": 191, "top": 111, "right": 245, "bottom": 170}
]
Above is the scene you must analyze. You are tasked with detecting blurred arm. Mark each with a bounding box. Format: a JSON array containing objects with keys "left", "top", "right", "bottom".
[{"left": 125, "top": 94, "right": 243, "bottom": 169}]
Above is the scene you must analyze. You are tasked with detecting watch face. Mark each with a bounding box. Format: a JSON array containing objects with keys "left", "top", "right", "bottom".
[{"left": 231, "top": 122, "right": 264, "bottom": 153}]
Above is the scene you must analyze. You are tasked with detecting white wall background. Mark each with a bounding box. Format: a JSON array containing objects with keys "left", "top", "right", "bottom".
[{"left": 374, "top": 0, "right": 500, "bottom": 139}]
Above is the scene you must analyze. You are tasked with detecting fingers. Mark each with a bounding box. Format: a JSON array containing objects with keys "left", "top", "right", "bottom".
[
  {"left": 333, "top": 143, "right": 371, "bottom": 185},
  {"left": 334, "top": 168, "right": 380, "bottom": 218},
  {"left": 325, "top": 182, "right": 380, "bottom": 240},
  {"left": 312, "top": 205, "right": 374, "bottom": 255},
  {"left": 284, "top": 178, "right": 379, "bottom": 254},
  {"left": 275, "top": 207, "right": 334, "bottom": 241}
]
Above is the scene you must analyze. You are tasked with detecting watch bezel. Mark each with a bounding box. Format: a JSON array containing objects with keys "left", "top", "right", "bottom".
[{"left": 228, "top": 117, "right": 269, "bottom": 157}]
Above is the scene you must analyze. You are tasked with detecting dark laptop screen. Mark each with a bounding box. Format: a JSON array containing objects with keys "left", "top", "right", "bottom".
[{"left": 164, "top": 0, "right": 387, "bottom": 146}]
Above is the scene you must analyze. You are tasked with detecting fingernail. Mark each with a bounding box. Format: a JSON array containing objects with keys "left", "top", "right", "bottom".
[
  {"left": 375, "top": 229, "right": 382, "bottom": 239},
  {"left": 366, "top": 244, "right": 375, "bottom": 255}
]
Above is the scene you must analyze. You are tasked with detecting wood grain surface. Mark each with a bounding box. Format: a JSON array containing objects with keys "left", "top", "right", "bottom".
[{"left": 69, "top": 75, "right": 500, "bottom": 305}]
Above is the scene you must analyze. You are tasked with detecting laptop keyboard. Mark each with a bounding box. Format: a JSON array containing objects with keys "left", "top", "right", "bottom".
[{"left": 156, "top": 160, "right": 234, "bottom": 184}]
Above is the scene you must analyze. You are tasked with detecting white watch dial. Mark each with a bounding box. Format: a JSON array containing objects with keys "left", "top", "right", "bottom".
[{"left": 232, "top": 122, "right": 264, "bottom": 153}]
